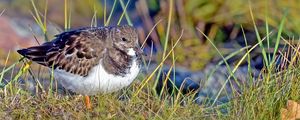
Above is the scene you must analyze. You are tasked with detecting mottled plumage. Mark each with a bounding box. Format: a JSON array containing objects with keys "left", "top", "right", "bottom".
[{"left": 17, "top": 25, "right": 142, "bottom": 95}]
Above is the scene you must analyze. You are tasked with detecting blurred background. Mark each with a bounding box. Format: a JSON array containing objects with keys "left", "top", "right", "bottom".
[
  {"left": 0, "top": 0, "right": 299, "bottom": 102},
  {"left": 0, "top": 0, "right": 298, "bottom": 69}
]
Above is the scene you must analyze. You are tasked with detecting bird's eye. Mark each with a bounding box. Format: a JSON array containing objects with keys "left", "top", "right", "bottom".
[{"left": 122, "top": 38, "right": 128, "bottom": 42}]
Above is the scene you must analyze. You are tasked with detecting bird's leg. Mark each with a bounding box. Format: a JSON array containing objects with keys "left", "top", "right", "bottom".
[{"left": 85, "top": 95, "right": 92, "bottom": 109}]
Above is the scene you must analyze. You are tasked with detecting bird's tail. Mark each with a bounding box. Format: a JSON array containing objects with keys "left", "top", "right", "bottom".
[{"left": 17, "top": 45, "right": 53, "bottom": 66}]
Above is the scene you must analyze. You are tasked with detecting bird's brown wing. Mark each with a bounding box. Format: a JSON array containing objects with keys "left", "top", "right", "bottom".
[{"left": 17, "top": 28, "right": 107, "bottom": 76}]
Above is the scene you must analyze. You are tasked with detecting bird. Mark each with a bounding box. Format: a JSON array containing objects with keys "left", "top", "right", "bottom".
[{"left": 17, "top": 25, "right": 143, "bottom": 109}]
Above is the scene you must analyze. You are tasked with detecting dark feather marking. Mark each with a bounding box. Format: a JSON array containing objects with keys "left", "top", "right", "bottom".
[
  {"left": 77, "top": 52, "right": 84, "bottom": 58},
  {"left": 66, "top": 48, "right": 75, "bottom": 54},
  {"left": 17, "top": 27, "right": 108, "bottom": 76}
]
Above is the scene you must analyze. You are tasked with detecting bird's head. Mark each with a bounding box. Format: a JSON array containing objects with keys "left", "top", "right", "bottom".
[{"left": 109, "top": 25, "right": 142, "bottom": 57}]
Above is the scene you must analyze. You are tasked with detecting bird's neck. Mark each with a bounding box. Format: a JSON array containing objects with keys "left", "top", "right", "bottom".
[{"left": 102, "top": 48, "right": 134, "bottom": 76}]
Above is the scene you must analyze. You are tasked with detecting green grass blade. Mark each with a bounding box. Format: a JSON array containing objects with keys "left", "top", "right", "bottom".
[
  {"left": 197, "top": 28, "right": 240, "bottom": 98},
  {"left": 0, "top": 51, "right": 11, "bottom": 84},
  {"left": 0, "top": 57, "right": 25, "bottom": 78},
  {"left": 154, "top": 0, "right": 173, "bottom": 93},
  {"left": 30, "top": 0, "right": 47, "bottom": 34},
  {"left": 105, "top": 0, "right": 117, "bottom": 26},
  {"left": 271, "top": 12, "right": 287, "bottom": 65},
  {"left": 64, "top": 0, "right": 70, "bottom": 30},
  {"left": 134, "top": 29, "right": 182, "bottom": 97},
  {"left": 249, "top": 2, "right": 269, "bottom": 70},
  {"left": 241, "top": 25, "right": 254, "bottom": 83},
  {"left": 210, "top": 32, "right": 270, "bottom": 106},
  {"left": 265, "top": 0, "right": 271, "bottom": 60},
  {"left": 6, "top": 61, "right": 31, "bottom": 89},
  {"left": 103, "top": 0, "right": 107, "bottom": 25},
  {"left": 207, "top": 46, "right": 251, "bottom": 80},
  {"left": 119, "top": 0, "right": 132, "bottom": 26}
]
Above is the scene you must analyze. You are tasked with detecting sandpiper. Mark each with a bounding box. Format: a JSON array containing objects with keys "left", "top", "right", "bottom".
[{"left": 17, "top": 25, "right": 143, "bottom": 108}]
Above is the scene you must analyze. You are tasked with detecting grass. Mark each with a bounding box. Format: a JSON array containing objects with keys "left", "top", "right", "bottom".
[{"left": 0, "top": 0, "right": 300, "bottom": 119}]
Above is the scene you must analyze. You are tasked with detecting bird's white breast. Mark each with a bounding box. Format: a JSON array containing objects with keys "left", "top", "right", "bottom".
[{"left": 54, "top": 58, "right": 140, "bottom": 95}]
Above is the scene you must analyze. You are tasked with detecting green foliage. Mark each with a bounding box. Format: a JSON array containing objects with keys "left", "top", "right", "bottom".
[
  {"left": 152, "top": 0, "right": 300, "bottom": 70},
  {"left": 175, "top": 39, "right": 213, "bottom": 71},
  {"left": 183, "top": 0, "right": 299, "bottom": 34}
]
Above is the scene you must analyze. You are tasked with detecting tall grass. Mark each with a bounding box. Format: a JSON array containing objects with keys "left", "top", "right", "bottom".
[{"left": 0, "top": 0, "right": 299, "bottom": 119}]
